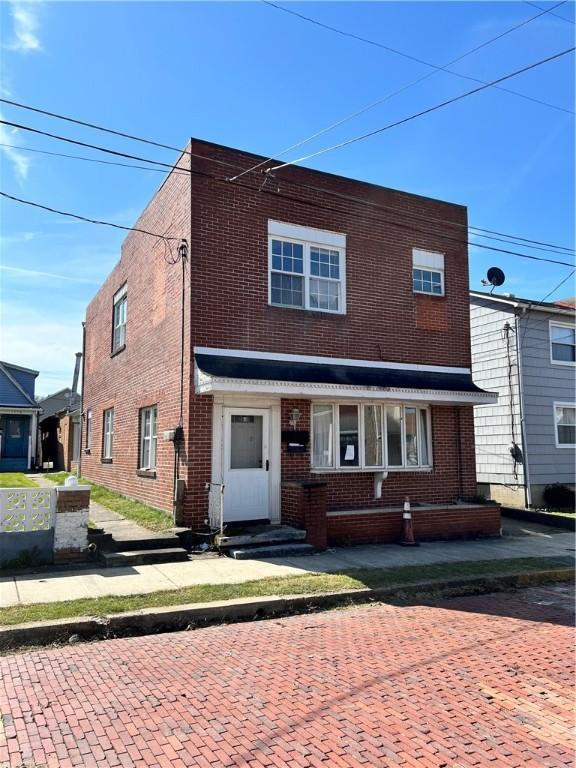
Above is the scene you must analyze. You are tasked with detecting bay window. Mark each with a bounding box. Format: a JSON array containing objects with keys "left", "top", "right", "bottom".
[{"left": 311, "top": 402, "right": 432, "bottom": 470}]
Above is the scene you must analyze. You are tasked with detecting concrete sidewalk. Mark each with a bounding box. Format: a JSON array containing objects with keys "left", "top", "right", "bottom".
[{"left": 1, "top": 518, "right": 573, "bottom": 608}]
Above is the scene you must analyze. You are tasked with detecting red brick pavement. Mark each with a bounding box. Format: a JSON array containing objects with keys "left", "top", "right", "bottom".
[{"left": 0, "top": 586, "right": 574, "bottom": 768}]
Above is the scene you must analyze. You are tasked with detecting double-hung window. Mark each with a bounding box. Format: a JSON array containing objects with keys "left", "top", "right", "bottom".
[
  {"left": 412, "top": 249, "right": 444, "bottom": 296},
  {"left": 86, "top": 409, "right": 92, "bottom": 451},
  {"left": 550, "top": 321, "right": 575, "bottom": 365},
  {"left": 268, "top": 221, "right": 346, "bottom": 314},
  {"left": 554, "top": 404, "right": 576, "bottom": 447},
  {"left": 312, "top": 403, "right": 431, "bottom": 470},
  {"left": 102, "top": 408, "right": 114, "bottom": 460},
  {"left": 112, "top": 284, "right": 127, "bottom": 353},
  {"left": 139, "top": 406, "right": 158, "bottom": 470}
]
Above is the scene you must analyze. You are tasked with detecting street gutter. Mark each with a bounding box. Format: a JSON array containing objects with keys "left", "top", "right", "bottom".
[{"left": 0, "top": 567, "right": 573, "bottom": 652}]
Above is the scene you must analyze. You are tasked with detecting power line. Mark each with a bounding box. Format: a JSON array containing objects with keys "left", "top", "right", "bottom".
[
  {"left": 519, "top": 268, "right": 576, "bottom": 348},
  {"left": 0, "top": 142, "right": 190, "bottom": 175},
  {"left": 229, "top": 0, "right": 572, "bottom": 182},
  {"left": 0, "top": 191, "right": 180, "bottom": 240},
  {"left": 267, "top": 47, "right": 576, "bottom": 171},
  {"left": 2, "top": 99, "right": 573, "bottom": 255},
  {"left": 524, "top": 1, "right": 575, "bottom": 24}
]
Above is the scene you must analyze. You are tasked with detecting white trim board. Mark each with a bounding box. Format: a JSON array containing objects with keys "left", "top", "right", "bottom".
[
  {"left": 196, "top": 372, "right": 497, "bottom": 405},
  {"left": 194, "top": 346, "right": 471, "bottom": 375}
]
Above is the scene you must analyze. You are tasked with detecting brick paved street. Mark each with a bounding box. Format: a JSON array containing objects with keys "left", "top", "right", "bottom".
[{"left": 0, "top": 585, "right": 573, "bottom": 768}]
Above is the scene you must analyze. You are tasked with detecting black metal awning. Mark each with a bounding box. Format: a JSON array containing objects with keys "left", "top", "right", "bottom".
[{"left": 195, "top": 353, "right": 488, "bottom": 395}]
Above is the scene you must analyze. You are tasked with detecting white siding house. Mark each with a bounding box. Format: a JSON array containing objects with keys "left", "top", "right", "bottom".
[{"left": 470, "top": 292, "right": 575, "bottom": 507}]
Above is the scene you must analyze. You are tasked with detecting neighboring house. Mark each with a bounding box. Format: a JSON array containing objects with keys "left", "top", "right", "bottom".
[
  {"left": 470, "top": 291, "right": 576, "bottom": 507},
  {"left": 38, "top": 393, "right": 81, "bottom": 472},
  {"left": 0, "top": 361, "right": 40, "bottom": 472},
  {"left": 82, "top": 138, "right": 498, "bottom": 545},
  {"left": 37, "top": 353, "right": 83, "bottom": 472}
]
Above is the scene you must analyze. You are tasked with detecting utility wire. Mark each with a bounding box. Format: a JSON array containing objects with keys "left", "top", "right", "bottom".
[
  {"left": 229, "top": 1, "right": 572, "bottom": 181},
  {"left": 524, "top": 1, "right": 575, "bottom": 23},
  {"left": 518, "top": 268, "right": 576, "bottom": 348},
  {"left": 0, "top": 142, "right": 190, "bottom": 175},
  {"left": 267, "top": 47, "right": 576, "bottom": 171},
  {"left": 2, "top": 100, "right": 573, "bottom": 255},
  {"left": 0, "top": 191, "right": 180, "bottom": 240}
]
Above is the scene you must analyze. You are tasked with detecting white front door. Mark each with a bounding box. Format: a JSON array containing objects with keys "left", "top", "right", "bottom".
[{"left": 223, "top": 408, "right": 270, "bottom": 522}]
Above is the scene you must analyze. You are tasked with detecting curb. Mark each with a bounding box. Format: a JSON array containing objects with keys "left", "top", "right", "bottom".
[
  {"left": 501, "top": 507, "right": 575, "bottom": 531},
  {"left": 0, "top": 567, "right": 573, "bottom": 652}
]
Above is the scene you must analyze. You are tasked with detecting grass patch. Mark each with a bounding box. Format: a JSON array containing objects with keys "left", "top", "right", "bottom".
[
  {"left": 0, "top": 556, "right": 571, "bottom": 627},
  {"left": 0, "top": 473, "right": 38, "bottom": 488},
  {"left": 44, "top": 473, "right": 172, "bottom": 531}
]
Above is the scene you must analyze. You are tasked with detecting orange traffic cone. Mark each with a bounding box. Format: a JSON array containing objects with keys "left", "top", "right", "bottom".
[{"left": 399, "top": 497, "right": 419, "bottom": 547}]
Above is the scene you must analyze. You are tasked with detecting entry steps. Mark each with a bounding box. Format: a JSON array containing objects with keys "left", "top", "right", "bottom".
[
  {"left": 215, "top": 525, "right": 315, "bottom": 560},
  {"left": 88, "top": 527, "right": 189, "bottom": 567}
]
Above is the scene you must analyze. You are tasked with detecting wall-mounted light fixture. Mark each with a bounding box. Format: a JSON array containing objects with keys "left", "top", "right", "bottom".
[{"left": 289, "top": 408, "right": 301, "bottom": 429}]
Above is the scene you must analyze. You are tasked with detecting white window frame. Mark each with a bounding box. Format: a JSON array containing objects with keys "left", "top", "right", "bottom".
[
  {"left": 311, "top": 401, "right": 432, "bottom": 471},
  {"left": 139, "top": 406, "right": 158, "bottom": 470},
  {"left": 553, "top": 402, "right": 576, "bottom": 448},
  {"left": 112, "top": 284, "right": 127, "bottom": 353},
  {"left": 412, "top": 249, "right": 445, "bottom": 297},
  {"left": 268, "top": 220, "right": 346, "bottom": 315},
  {"left": 102, "top": 408, "right": 114, "bottom": 459},
  {"left": 549, "top": 320, "right": 576, "bottom": 367},
  {"left": 86, "top": 409, "right": 92, "bottom": 450}
]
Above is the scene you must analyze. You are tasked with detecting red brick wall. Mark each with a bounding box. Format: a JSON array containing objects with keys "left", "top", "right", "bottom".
[
  {"left": 328, "top": 505, "right": 501, "bottom": 546},
  {"left": 82, "top": 147, "right": 192, "bottom": 515}
]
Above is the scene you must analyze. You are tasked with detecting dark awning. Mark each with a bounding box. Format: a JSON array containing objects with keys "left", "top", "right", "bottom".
[{"left": 195, "top": 352, "right": 496, "bottom": 404}]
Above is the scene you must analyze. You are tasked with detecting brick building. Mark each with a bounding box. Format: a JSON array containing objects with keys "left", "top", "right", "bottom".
[{"left": 82, "top": 139, "right": 499, "bottom": 546}]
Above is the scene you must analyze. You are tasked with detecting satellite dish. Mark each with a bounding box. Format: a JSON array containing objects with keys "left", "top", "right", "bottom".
[{"left": 486, "top": 267, "right": 505, "bottom": 287}]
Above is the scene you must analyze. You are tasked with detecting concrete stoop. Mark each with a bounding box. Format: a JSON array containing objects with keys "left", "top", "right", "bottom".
[
  {"left": 88, "top": 527, "right": 189, "bottom": 567},
  {"left": 215, "top": 525, "right": 313, "bottom": 560}
]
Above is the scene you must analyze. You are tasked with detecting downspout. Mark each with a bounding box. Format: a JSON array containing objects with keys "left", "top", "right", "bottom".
[
  {"left": 78, "top": 321, "right": 86, "bottom": 480},
  {"left": 514, "top": 312, "right": 532, "bottom": 508}
]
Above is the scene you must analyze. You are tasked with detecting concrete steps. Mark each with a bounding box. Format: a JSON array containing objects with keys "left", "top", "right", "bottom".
[
  {"left": 216, "top": 526, "right": 306, "bottom": 549},
  {"left": 100, "top": 548, "right": 189, "bottom": 567}
]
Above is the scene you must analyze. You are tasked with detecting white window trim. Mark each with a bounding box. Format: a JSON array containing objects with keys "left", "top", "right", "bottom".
[
  {"left": 311, "top": 401, "right": 433, "bottom": 472},
  {"left": 553, "top": 401, "right": 576, "bottom": 448},
  {"left": 549, "top": 320, "right": 576, "bottom": 367},
  {"left": 102, "top": 408, "right": 113, "bottom": 459},
  {"left": 139, "top": 406, "right": 158, "bottom": 470},
  {"left": 112, "top": 284, "right": 127, "bottom": 353},
  {"left": 412, "top": 248, "right": 445, "bottom": 297},
  {"left": 268, "top": 221, "right": 346, "bottom": 315}
]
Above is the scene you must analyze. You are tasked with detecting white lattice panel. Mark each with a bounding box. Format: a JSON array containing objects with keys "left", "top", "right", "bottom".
[{"left": 0, "top": 489, "right": 55, "bottom": 533}]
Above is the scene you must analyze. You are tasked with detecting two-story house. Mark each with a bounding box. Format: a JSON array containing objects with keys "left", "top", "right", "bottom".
[
  {"left": 82, "top": 139, "right": 499, "bottom": 547},
  {"left": 0, "top": 361, "right": 40, "bottom": 472},
  {"left": 470, "top": 291, "right": 576, "bottom": 507}
]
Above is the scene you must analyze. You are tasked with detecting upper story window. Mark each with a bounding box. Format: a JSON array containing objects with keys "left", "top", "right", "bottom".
[
  {"left": 412, "top": 249, "right": 444, "bottom": 296},
  {"left": 139, "top": 406, "right": 158, "bottom": 470},
  {"left": 311, "top": 402, "right": 431, "bottom": 471},
  {"left": 550, "top": 321, "right": 575, "bottom": 365},
  {"left": 112, "top": 284, "right": 127, "bottom": 354},
  {"left": 554, "top": 403, "right": 575, "bottom": 447},
  {"left": 102, "top": 408, "right": 114, "bottom": 460},
  {"left": 268, "top": 220, "right": 346, "bottom": 314}
]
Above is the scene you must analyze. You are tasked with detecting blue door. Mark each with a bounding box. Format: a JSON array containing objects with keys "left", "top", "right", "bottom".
[{"left": 1, "top": 416, "right": 29, "bottom": 459}]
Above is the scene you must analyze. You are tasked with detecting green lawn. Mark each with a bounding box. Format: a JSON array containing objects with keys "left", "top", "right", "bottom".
[
  {"left": 0, "top": 556, "right": 571, "bottom": 627},
  {"left": 0, "top": 473, "right": 38, "bottom": 488},
  {"left": 44, "top": 473, "right": 172, "bottom": 531}
]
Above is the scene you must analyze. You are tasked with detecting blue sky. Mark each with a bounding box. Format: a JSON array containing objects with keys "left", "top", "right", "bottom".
[{"left": 0, "top": 0, "right": 574, "bottom": 394}]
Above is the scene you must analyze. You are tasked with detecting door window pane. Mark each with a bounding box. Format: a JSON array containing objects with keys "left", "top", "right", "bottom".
[
  {"left": 405, "top": 407, "right": 418, "bottom": 466},
  {"left": 339, "top": 405, "right": 359, "bottom": 467},
  {"left": 312, "top": 405, "right": 333, "bottom": 468},
  {"left": 386, "top": 406, "right": 402, "bottom": 466},
  {"left": 364, "top": 405, "right": 383, "bottom": 466},
  {"left": 230, "top": 415, "right": 263, "bottom": 469}
]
